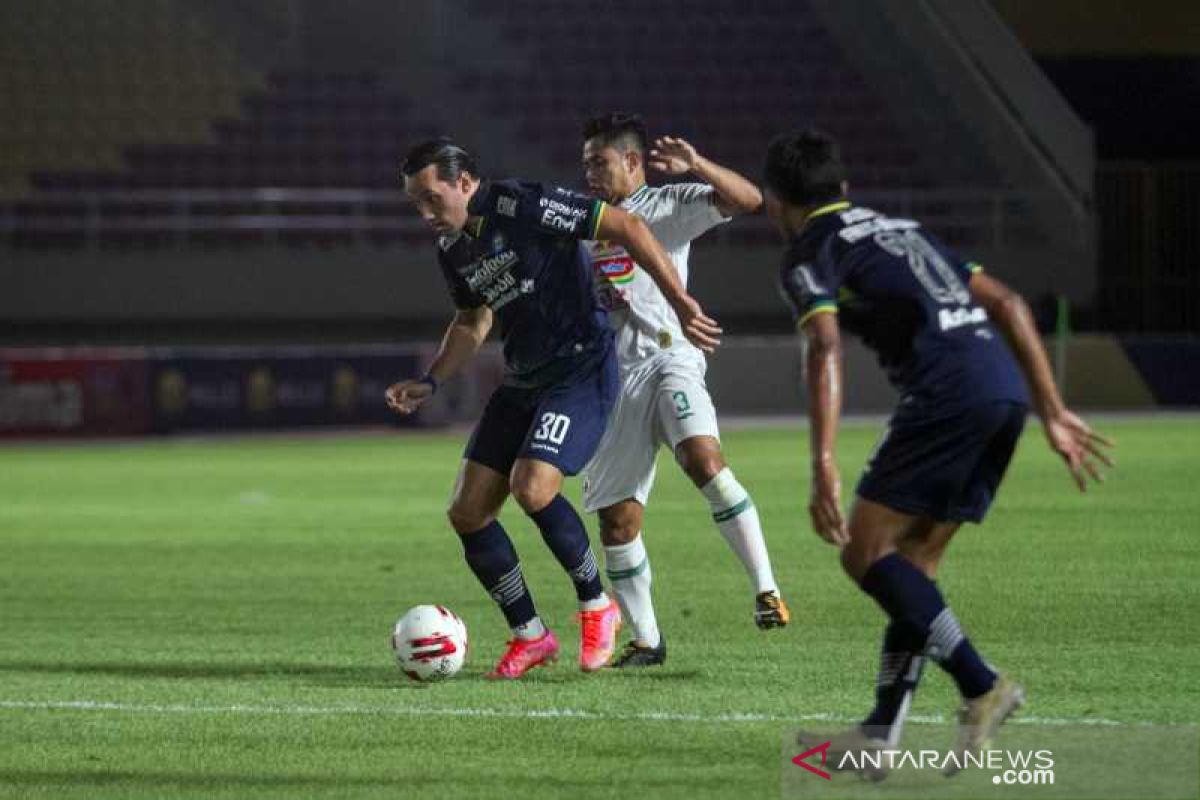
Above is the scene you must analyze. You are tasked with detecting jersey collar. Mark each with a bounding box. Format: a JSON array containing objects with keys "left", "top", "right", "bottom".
[
  {"left": 789, "top": 200, "right": 851, "bottom": 252},
  {"left": 623, "top": 183, "right": 650, "bottom": 206},
  {"left": 462, "top": 179, "right": 490, "bottom": 240},
  {"left": 805, "top": 200, "right": 851, "bottom": 225},
  {"left": 466, "top": 179, "right": 490, "bottom": 216}
]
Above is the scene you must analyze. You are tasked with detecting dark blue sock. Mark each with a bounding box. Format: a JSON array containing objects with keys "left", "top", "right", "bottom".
[
  {"left": 863, "top": 621, "right": 926, "bottom": 738},
  {"left": 528, "top": 494, "right": 604, "bottom": 603},
  {"left": 861, "top": 553, "right": 996, "bottom": 700},
  {"left": 460, "top": 520, "right": 537, "bottom": 629}
]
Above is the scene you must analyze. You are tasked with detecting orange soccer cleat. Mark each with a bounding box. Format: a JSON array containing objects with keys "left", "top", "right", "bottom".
[{"left": 577, "top": 600, "right": 622, "bottom": 672}]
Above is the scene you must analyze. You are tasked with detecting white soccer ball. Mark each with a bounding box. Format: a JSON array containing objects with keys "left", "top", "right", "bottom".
[{"left": 391, "top": 604, "right": 468, "bottom": 682}]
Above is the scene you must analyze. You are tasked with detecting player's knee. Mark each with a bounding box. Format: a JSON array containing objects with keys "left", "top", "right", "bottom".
[
  {"left": 510, "top": 478, "right": 556, "bottom": 514},
  {"left": 899, "top": 540, "right": 941, "bottom": 578},
  {"left": 599, "top": 516, "right": 639, "bottom": 546},
  {"left": 839, "top": 546, "right": 867, "bottom": 583},
  {"left": 446, "top": 502, "right": 490, "bottom": 535},
  {"left": 677, "top": 444, "right": 725, "bottom": 487},
  {"left": 841, "top": 537, "right": 891, "bottom": 584}
]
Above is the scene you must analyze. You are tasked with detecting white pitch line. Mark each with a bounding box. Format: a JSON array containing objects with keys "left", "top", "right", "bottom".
[{"left": 0, "top": 699, "right": 1145, "bottom": 728}]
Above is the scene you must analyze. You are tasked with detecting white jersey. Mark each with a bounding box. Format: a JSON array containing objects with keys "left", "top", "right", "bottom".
[{"left": 587, "top": 183, "right": 729, "bottom": 371}]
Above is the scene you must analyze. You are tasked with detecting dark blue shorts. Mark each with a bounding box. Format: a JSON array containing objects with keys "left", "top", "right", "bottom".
[
  {"left": 856, "top": 401, "right": 1028, "bottom": 523},
  {"left": 464, "top": 349, "right": 619, "bottom": 477}
]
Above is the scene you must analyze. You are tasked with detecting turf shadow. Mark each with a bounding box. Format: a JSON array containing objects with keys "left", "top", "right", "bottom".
[{"left": 450, "top": 667, "right": 704, "bottom": 684}]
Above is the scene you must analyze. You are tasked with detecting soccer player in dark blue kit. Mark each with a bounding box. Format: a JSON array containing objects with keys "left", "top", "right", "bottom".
[
  {"left": 387, "top": 139, "right": 722, "bottom": 679},
  {"left": 765, "top": 131, "right": 1113, "bottom": 774}
]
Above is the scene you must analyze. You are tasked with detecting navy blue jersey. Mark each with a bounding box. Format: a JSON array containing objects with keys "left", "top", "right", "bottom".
[
  {"left": 437, "top": 179, "right": 612, "bottom": 389},
  {"left": 779, "top": 202, "right": 1028, "bottom": 417}
]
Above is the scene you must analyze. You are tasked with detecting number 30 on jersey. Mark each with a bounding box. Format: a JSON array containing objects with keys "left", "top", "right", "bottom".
[{"left": 534, "top": 413, "right": 571, "bottom": 445}]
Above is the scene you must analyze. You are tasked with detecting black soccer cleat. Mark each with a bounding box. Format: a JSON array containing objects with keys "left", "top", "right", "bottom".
[
  {"left": 609, "top": 636, "right": 667, "bottom": 668},
  {"left": 754, "top": 590, "right": 791, "bottom": 630}
]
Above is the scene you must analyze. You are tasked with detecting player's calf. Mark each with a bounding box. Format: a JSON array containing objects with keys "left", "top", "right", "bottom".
[{"left": 698, "top": 465, "right": 786, "bottom": 627}]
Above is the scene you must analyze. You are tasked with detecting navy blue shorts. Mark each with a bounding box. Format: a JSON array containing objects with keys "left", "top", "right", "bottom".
[
  {"left": 856, "top": 401, "right": 1028, "bottom": 523},
  {"left": 464, "top": 350, "right": 619, "bottom": 477}
]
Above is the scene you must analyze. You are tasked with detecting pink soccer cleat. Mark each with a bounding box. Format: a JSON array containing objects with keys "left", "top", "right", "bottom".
[
  {"left": 578, "top": 600, "right": 622, "bottom": 672},
  {"left": 485, "top": 629, "right": 560, "bottom": 680}
]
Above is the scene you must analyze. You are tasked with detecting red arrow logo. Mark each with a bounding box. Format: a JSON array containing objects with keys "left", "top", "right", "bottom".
[{"left": 792, "top": 741, "right": 832, "bottom": 780}]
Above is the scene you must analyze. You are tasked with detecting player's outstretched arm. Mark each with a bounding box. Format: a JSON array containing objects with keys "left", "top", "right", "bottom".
[
  {"left": 801, "top": 312, "right": 849, "bottom": 546},
  {"left": 970, "top": 272, "right": 1114, "bottom": 490},
  {"left": 386, "top": 306, "right": 493, "bottom": 415},
  {"left": 595, "top": 205, "right": 723, "bottom": 351},
  {"left": 648, "top": 136, "right": 763, "bottom": 216}
]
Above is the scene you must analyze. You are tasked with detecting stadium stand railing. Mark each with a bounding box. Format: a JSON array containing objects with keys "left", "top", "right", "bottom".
[{"left": 0, "top": 187, "right": 1035, "bottom": 251}]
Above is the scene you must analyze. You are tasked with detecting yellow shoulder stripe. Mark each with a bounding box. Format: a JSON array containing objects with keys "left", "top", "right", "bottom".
[{"left": 591, "top": 201, "right": 607, "bottom": 239}]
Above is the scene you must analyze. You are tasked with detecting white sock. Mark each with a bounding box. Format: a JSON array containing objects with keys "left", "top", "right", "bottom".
[
  {"left": 700, "top": 468, "right": 778, "bottom": 595},
  {"left": 512, "top": 616, "right": 546, "bottom": 641},
  {"left": 603, "top": 535, "right": 660, "bottom": 648},
  {"left": 579, "top": 593, "right": 611, "bottom": 612}
]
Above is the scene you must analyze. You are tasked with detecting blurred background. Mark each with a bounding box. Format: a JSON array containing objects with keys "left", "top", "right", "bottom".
[{"left": 2, "top": 0, "right": 1197, "bottom": 437}]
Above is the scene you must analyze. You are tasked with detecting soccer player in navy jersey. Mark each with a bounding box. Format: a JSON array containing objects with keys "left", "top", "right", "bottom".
[
  {"left": 386, "top": 138, "right": 721, "bottom": 679},
  {"left": 765, "top": 130, "right": 1113, "bottom": 774}
]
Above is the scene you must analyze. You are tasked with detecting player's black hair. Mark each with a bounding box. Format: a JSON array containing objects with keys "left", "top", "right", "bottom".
[
  {"left": 763, "top": 129, "right": 846, "bottom": 207},
  {"left": 581, "top": 112, "right": 649, "bottom": 155},
  {"left": 400, "top": 137, "right": 479, "bottom": 182}
]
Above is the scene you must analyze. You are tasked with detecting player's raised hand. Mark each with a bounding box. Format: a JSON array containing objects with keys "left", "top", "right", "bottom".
[
  {"left": 648, "top": 136, "right": 700, "bottom": 175},
  {"left": 385, "top": 379, "right": 434, "bottom": 416},
  {"left": 810, "top": 458, "right": 849, "bottom": 546},
  {"left": 669, "top": 294, "right": 722, "bottom": 352},
  {"left": 1043, "top": 408, "right": 1114, "bottom": 491}
]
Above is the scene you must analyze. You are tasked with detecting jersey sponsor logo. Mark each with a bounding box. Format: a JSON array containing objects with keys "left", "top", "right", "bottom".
[
  {"left": 496, "top": 195, "right": 518, "bottom": 218},
  {"left": 594, "top": 253, "right": 636, "bottom": 285},
  {"left": 541, "top": 208, "right": 582, "bottom": 233},
  {"left": 937, "top": 306, "right": 988, "bottom": 331},
  {"left": 465, "top": 248, "right": 518, "bottom": 292},
  {"left": 481, "top": 273, "right": 532, "bottom": 311},
  {"left": 589, "top": 242, "right": 635, "bottom": 311},
  {"left": 539, "top": 195, "right": 590, "bottom": 234},
  {"left": 480, "top": 271, "right": 517, "bottom": 305}
]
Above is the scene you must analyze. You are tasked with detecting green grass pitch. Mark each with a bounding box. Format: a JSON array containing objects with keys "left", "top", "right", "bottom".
[{"left": 1, "top": 416, "right": 1197, "bottom": 798}]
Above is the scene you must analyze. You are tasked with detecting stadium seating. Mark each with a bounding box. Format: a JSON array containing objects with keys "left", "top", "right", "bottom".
[
  {"left": 0, "top": 0, "right": 251, "bottom": 197},
  {"left": 461, "top": 0, "right": 930, "bottom": 189},
  {"left": 2, "top": 0, "right": 939, "bottom": 249}
]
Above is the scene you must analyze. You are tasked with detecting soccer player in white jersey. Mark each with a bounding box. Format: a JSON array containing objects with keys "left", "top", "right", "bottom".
[{"left": 579, "top": 113, "right": 790, "bottom": 667}]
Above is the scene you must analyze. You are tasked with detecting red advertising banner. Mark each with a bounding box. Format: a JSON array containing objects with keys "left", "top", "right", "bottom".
[{"left": 0, "top": 349, "right": 151, "bottom": 437}]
